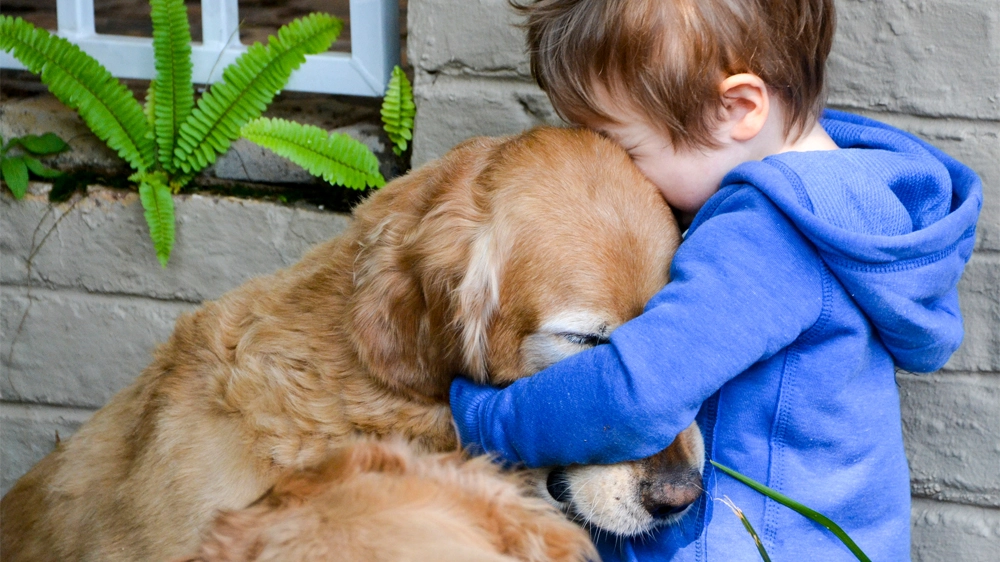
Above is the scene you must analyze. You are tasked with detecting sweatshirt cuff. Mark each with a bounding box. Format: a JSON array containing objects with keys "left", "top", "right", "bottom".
[{"left": 449, "top": 376, "right": 498, "bottom": 456}]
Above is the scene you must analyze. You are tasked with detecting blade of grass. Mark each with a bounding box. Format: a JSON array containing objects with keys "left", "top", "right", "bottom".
[
  {"left": 710, "top": 460, "right": 872, "bottom": 562},
  {"left": 718, "top": 496, "right": 771, "bottom": 562}
]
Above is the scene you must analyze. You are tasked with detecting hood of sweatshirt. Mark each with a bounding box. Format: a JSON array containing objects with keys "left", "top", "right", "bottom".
[{"left": 721, "top": 109, "right": 983, "bottom": 372}]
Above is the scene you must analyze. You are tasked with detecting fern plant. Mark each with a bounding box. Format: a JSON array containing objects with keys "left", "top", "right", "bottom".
[
  {"left": 239, "top": 64, "right": 414, "bottom": 192},
  {"left": 381, "top": 66, "right": 415, "bottom": 156},
  {"left": 1, "top": 2, "right": 342, "bottom": 266}
]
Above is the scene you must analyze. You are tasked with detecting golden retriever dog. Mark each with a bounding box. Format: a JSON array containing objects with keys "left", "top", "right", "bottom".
[{"left": 1, "top": 127, "right": 703, "bottom": 561}]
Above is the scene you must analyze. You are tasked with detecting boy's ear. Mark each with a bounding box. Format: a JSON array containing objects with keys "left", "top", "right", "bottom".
[{"left": 718, "top": 73, "right": 769, "bottom": 142}]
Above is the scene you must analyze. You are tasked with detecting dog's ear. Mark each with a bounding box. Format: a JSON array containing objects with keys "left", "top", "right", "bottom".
[
  {"left": 346, "top": 138, "right": 506, "bottom": 397},
  {"left": 455, "top": 225, "right": 506, "bottom": 383}
]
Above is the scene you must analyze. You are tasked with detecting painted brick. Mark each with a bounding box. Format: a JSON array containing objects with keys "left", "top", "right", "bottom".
[
  {"left": 911, "top": 499, "right": 1000, "bottom": 561},
  {"left": 0, "top": 186, "right": 352, "bottom": 302},
  {"left": 944, "top": 254, "right": 1000, "bottom": 373},
  {"left": 408, "top": 0, "right": 529, "bottom": 77},
  {"left": 0, "top": 286, "right": 196, "bottom": 408},
  {"left": 900, "top": 372, "right": 1000, "bottom": 508},
  {"left": 827, "top": 0, "right": 999, "bottom": 120},
  {"left": 0, "top": 402, "right": 93, "bottom": 496},
  {"left": 412, "top": 75, "right": 561, "bottom": 166}
]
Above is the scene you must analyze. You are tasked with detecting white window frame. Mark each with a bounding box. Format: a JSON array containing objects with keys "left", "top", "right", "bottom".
[{"left": 1, "top": 0, "right": 400, "bottom": 97}]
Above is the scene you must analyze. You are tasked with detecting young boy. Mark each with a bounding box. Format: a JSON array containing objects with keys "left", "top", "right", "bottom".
[{"left": 448, "top": 1, "right": 983, "bottom": 561}]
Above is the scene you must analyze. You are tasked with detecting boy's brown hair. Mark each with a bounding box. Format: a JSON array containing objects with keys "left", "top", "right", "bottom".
[{"left": 514, "top": 0, "right": 836, "bottom": 148}]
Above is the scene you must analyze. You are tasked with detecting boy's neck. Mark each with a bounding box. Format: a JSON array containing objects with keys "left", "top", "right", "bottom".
[{"left": 777, "top": 118, "right": 840, "bottom": 154}]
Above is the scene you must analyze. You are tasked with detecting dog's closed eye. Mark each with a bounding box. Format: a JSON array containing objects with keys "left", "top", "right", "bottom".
[
  {"left": 519, "top": 315, "right": 617, "bottom": 374},
  {"left": 558, "top": 333, "right": 610, "bottom": 348}
]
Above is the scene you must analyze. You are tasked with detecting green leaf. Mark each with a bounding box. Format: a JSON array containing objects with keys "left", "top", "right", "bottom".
[
  {"left": 24, "top": 156, "right": 63, "bottom": 178},
  {"left": 381, "top": 65, "right": 415, "bottom": 156},
  {"left": 2, "top": 155, "right": 29, "bottom": 198},
  {"left": 710, "top": 461, "right": 872, "bottom": 562},
  {"left": 150, "top": 0, "right": 194, "bottom": 172},
  {"left": 16, "top": 132, "right": 69, "bottom": 155},
  {"left": 241, "top": 117, "right": 384, "bottom": 190},
  {"left": 136, "top": 171, "right": 176, "bottom": 267},
  {"left": 0, "top": 16, "right": 155, "bottom": 172},
  {"left": 172, "top": 12, "right": 342, "bottom": 174}
]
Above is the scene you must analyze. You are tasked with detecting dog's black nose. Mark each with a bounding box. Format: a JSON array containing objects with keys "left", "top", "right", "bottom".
[
  {"left": 546, "top": 468, "right": 572, "bottom": 503},
  {"left": 642, "top": 481, "right": 700, "bottom": 520}
]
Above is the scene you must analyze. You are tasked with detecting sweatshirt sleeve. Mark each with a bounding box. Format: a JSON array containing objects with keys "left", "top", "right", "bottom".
[{"left": 450, "top": 186, "right": 826, "bottom": 468}]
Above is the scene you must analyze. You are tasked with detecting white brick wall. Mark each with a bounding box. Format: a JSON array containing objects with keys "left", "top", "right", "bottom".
[{"left": 407, "top": 0, "right": 999, "bottom": 558}]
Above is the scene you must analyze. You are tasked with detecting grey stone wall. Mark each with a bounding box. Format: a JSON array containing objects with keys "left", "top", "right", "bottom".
[{"left": 407, "top": 0, "right": 999, "bottom": 560}]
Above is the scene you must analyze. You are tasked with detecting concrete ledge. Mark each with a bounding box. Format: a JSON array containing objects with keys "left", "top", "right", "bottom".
[
  {"left": 911, "top": 499, "right": 1000, "bottom": 562},
  {"left": 0, "top": 402, "right": 94, "bottom": 496},
  {"left": 1, "top": 186, "right": 352, "bottom": 302},
  {"left": 0, "top": 93, "right": 405, "bottom": 185},
  {"left": 900, "top": 372, "right": 1000, "bottom": 508}
]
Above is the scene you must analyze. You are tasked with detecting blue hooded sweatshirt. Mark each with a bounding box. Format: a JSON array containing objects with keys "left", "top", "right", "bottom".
[{"left": 450, "top": 110, "right": 982, "bottom": 561}]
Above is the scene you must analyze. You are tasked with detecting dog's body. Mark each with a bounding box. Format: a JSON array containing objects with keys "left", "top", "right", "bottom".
[
  {"left": 2, "top": 128, "right": 699, "bottom": 561},
  {"left": 180, "top": 439, "right": 593, "bottom": 562}
]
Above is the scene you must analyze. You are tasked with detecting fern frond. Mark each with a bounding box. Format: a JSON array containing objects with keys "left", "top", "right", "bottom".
[
  {"left": 144, "top": 81, "right": 157, "bottom": 133},
  {"left": 172, "top": 13, "right": 342, "bottom": 174},
  {"left": 381, "top": 66, "right": 415, "bottom": 156},
  {"left": 134, "top": 171, "right": 176, "bottom": 267},
  {"left": 150, "top": 0, "right": 194, "bottom": 172},
  {"left": 0, "top": 16, "right": 155, "bottom": 172},
  {"left": 241, "top": 117, "right": 384, "bottom": 190}
]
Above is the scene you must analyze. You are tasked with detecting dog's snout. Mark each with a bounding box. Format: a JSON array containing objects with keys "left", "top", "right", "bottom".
[{"left": 546, "top": 468, "right": 572, "bottom": 503}]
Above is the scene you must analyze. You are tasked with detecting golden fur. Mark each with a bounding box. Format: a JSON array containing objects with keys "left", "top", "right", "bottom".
[
  {"left": 177, "top": 439, "right": 593, "bottom": 562},
  {"left": 1, "top": 127, "right": 688, "bottom": 561}
]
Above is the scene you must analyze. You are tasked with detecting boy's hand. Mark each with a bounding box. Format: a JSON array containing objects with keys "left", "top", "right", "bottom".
[{"left": 449, "top": 376, "right": 499, "bottom": 456}]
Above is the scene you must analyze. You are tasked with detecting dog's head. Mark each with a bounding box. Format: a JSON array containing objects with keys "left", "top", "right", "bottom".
[{"left": 347, "top": 127, "right": 703, "bottom": 536}]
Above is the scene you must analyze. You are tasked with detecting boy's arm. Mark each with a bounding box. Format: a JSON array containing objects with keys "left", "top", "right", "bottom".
[{"left": 450, "top": 186, "right": 826, "bottom": 467}]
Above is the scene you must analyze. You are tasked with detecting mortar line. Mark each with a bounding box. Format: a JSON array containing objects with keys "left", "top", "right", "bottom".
[
  {"left": 0, "top": 282, "right": 206, "bottom": 306},
  {"left": 0, "top": 400, "right": 98, "bottom": 418},
  {"left": 911, "top": 496, "right": 1000, "bottom": 513}
]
